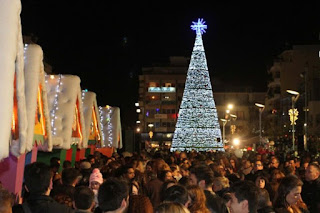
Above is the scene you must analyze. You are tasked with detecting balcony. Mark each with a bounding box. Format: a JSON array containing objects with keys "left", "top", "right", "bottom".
[
  {"left": 155, "top": 127, "right": 167, "bottom": 132},
  {"left": 146, "top": 100, "right": 162, "bottom": 105},
  {"left": 161, "top": 100, "right": 177, "bottom": 105}
]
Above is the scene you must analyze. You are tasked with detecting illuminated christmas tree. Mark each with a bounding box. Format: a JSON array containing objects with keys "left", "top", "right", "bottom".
[{"left": 171, "top": 19, "right": 223, "bottom": 152}]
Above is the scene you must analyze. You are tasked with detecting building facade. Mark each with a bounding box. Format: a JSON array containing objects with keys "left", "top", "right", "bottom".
[
  {"left": 138, "top": 57, "right": 188, "bottom": 148},
  {"left": 266, "top": 45, "right": 320, "bottom": 140}
]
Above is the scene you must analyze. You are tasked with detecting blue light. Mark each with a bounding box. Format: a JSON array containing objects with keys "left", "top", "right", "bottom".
[{"left": 191, "top": 18, "right": 207, "bottom": 34}]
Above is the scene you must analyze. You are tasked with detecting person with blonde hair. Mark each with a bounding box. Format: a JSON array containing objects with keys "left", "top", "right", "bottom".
[
  {"left": 213, "top": 177, "right": 230, "bottom": 198},
  {"left": 187, "top": 185, "right": 210, "bottom": 213},
  {"left": 155, "top": 201, "right": 190, "bottom": 213},
  {"left": 0, "top": 187, "right": 13, "bottom": 213}
]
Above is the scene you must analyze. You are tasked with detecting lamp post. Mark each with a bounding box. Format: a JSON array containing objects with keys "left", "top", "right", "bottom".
[
  {"left": 233, "top": 138, "right": 240, "bottom": 146},
  {"left": 287, "top": 90, "right": 300, "bottom": 152},
  {"left": 221, "top": 104, "right": 235, "bottom": 147},
  {"left": 300, "top": 67, "right": 308, "bottom": 151},
  {"left": 227, "top": 104, "right": 234, "bottom": 110},
  {"left": 220, "top": 119, "right": 228, "bottom": 146},
  {"left": 255, "top": 103, "right": 265, "bottom": 147}
]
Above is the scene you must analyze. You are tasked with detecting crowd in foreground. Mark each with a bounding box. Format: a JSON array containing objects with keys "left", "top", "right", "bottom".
[{"left": 0, "top": 148, "right": 319, "bottom": 213}]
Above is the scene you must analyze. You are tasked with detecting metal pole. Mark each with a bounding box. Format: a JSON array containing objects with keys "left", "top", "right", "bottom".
[
  {"left": 133, "top": 130, "right": 136, "bottom": 153},
  {"left": 223, "top": 123, "right": 225, "bottom": 145},
  {"left": 292, "top": 99, "right": 295, "bottom": 152},
  {"left": 259, "top": 109, "right": 262, "bottom": 146},
  {"left": 304, "top": 71, "right": 308, "bottom": 151}
]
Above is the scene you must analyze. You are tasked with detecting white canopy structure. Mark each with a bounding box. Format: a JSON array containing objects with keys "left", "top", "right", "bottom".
[
  {"left": 0, "top": 0, "right": 28, "bottom": 159},
  {"left": 45, "top": 75, "right": 86, "bottom": 150},
  {"left": 99, "top": 106, "right": 122, "bottom": 149},
  {"left": 23, "top": 44, "right": 52, "bottom": 152},
  {"left": 81, "top": 91, "right": 104, "bottom": 146}
]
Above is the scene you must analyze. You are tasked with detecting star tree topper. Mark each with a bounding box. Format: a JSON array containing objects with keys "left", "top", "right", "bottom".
[{"left": 191, "top": 18, "right": 207, "bottom": 34}]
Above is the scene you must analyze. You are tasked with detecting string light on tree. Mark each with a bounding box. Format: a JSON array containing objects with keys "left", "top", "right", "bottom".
[
  {"left": 98, "top": 106, "right": 106, "bottom": 147},
  {"left": 171, "top": 18, "right": 223, "bottom": 152}
]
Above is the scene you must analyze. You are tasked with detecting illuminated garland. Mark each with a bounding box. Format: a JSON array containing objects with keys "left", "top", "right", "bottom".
[
  {"left": 98, "top": 106, "right": 106, "bottom": 146},
  {"left": 45, "top": 74, "right": 63, "bottom": 136},
  {"left": 171, "top": 19, "right": 223, "bottom": 152},
  {"left": 107, "top": 107, "right": 113, "bottom": 147}
]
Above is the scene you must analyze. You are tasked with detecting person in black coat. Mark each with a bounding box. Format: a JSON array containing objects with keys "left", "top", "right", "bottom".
[
  {"left": 301, "top": 162, "right": 320, "bottom": 213},
  {"left": 257, "top": 188, "right": 275, "bottom": 213},
  {"left": 50, "top": 167, "right": 82, "bottom": 204},
  {"left": 12, "top": 162, "right": 73, "bottom": 213}
]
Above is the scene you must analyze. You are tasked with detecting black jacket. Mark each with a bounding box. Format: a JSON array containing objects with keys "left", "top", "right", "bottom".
[
  {"left": 258, "top": 206, "right": 276, "bottom": 213},
  {"left": 50, "top": 184, "right": 75, "bottom": 200},
  {"left": 12, "top": 194, "right": 74, "bottom": 213},
  {"left": 302, "top": 177, "right": 320, "bottom": 213}
]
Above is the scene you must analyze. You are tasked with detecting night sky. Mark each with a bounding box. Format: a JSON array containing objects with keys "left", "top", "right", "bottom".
[{"left": 20, "top": 1, "right": 320, "bottom": 128}]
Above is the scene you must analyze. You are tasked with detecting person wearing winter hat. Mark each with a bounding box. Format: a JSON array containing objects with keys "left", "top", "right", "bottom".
[
  {"left": 78, "top": 160, "right": 92, "bottom": 187},
  {"left": 89, "top": 168, "right": 103, "bottom": 208}
]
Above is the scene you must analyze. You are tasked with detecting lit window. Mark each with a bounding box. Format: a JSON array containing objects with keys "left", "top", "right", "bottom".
[{"left": 149, "top": 82, "right": 157, "bottom": 87}]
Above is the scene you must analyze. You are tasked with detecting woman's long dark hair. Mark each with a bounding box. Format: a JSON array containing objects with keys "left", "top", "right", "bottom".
[{"left": 273, "top": 175, "right": 303, "bottom": 209}]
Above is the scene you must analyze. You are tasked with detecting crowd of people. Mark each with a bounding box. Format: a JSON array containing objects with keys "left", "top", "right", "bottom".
[{"left": 0, "top": 148, "right": 319, "bottom": 213}]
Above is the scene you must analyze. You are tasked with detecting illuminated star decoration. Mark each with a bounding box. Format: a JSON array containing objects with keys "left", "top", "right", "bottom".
[{"left": 191, "top": 18, "right": 207, "bottom": 34}]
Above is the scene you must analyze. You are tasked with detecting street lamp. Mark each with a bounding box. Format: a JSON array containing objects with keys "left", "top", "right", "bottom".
[
  {"left": 229, "top": 114, "right": 237, "bottom": 135},
  {"left": 227, "top": 104, "right": 234, "bottom": 110},
  {"left": 230, "top": 114, "right": 237, "bottom": 119},
  {"left": 233, "top": 138, "right": 240, "bottom": 146},
  {"left": 255, "top": 103, "right": 265, "bottom": 147},
  {"left": 221, "top": 113, "right": 237, "bottom": 146},
  {"left": 287, "top": 90, "right": 300, "bottom": 152},
  {"left": 220, "top": 118, "right": 228, "bottom": 145}
]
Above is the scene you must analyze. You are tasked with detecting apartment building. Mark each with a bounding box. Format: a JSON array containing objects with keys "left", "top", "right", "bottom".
[
  {"left": 266, "top": 45, "right": 320, "bottom": 138},
  {"left": 138, "top": 57, "right": 188, "bottom": 147}
]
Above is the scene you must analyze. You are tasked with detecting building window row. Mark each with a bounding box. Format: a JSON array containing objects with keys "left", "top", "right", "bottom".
[
  {"left": 145, "top": 109, "right": 176, "bottom": 116},
  {"left": 147, "top": 122, "right": 176, "bottom": 128},
  {"left": 149, "top": 82, "right": 175, "bottom": 87}
]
